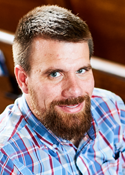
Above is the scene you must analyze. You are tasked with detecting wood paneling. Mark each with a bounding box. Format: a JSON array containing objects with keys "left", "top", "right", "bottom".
[
  {"left": 70, "top": 0, "right": 125, "bottom": 65},
  {"left": 0, "top": 0, "right": 67, "bottom": 32},
  {"left": 93, "top": 69, "right": 125, "bottom": 102}
]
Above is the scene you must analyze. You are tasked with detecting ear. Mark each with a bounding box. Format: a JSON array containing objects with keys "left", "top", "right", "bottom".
[{"left": 14, "top": 65, "right": 28, "bottom": 94}]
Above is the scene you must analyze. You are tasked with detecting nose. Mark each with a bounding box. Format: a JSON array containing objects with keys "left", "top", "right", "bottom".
[{"left": 62, "top": 75, "right": 83, "bottom": 98}]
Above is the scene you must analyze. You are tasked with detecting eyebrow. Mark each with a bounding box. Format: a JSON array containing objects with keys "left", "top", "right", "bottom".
[
  {"left": 42, "top": 68, "right": 64, "bottom": 76},
  {"left": 78, "top": 64, "right": 92, "bottom": 70},
  {"left": 42, "top": 64, "right": 92, "bottom": 75}
]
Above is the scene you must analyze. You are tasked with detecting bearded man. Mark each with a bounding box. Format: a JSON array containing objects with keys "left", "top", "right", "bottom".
[{"left": 0, "top": 5, "right": 125, "bottom": 175}]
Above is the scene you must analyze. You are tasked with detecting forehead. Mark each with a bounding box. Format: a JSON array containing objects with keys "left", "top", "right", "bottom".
[{"left": 30, "top": 38, "right": 90, "bottom": 70}]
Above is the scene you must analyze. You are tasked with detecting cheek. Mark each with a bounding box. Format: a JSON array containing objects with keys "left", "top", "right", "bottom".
[
  {"left": 82, "top": 76, "right": 94, "bottom": 96},
  {"left": 88, "top": 77, "right": 95, "bottom": 95},
  {"left": 40, "top": 84, "right": 62, "bottom": 103}
]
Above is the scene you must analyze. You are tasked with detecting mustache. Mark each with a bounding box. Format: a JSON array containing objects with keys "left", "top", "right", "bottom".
[{"left": 51, "top": 95, "right": 88, "bottom": 106}]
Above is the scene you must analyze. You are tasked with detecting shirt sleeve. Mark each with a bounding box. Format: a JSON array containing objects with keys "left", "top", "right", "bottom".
[
  {"left": 115, "top": 95, "right": 125, "bottom": 173},
  {"left": 0, "top": 149, "right": 38, "bottom": 175},
  {"left": 0, "top": 150, "right": 20, "bottom": 175}
]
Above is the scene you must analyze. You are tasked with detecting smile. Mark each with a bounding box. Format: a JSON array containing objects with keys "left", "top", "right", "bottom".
[
  {"left": 64, "top": 104, "right": 79, "bottom": 108},
  {"left": 57, "top": 102, "right": 84, "bottom": 114}
]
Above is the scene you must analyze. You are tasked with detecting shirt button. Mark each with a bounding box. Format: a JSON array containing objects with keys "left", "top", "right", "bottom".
[
  {"left": 53, "top": 144, "right": 57, "bottom": 149},
  {"left": 62, "top": 140, "right": 67, "bottom": 143},
  {"left": 84, "top": 136, "right": 88, "bottom": 141}
]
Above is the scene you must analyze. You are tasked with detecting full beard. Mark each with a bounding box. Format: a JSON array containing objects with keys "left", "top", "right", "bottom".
[{"left": 29, "top": 89, "right": 92, "bottom": 141}]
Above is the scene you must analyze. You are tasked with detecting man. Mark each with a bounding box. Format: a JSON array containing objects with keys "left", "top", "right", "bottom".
[{"left": 0, "top": 5, "right": 125, "bottom": 175}]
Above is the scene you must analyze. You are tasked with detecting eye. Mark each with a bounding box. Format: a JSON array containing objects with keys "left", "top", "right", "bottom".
[
  {"left": 49, "top": 71, "right": 61, "bottom": 78},
  {"left": 76, "top": 68, "right": 86, "bottom": 74}
]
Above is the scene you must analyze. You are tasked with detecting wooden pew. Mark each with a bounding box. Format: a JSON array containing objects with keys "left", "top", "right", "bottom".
[
  {"left": 0, "top": 0, "right": 68, "bottom": 33},
  {"left": 70, "top": 0, "right": 125, "bottom": 66},
  {"left": 0, "top": 30, "right": 125, "bottom": 113},
  {"left": 0, "top": 30, "right": 20, "bottom": 95},
  {"left": 92, "top": 57, "right": 125, "bottom": 102},
  {"left": 0, "top": 30, "right": 21, "bottom": 113},
  {"left": 0, "top": 30, "right": 14, "bottom": 76}
]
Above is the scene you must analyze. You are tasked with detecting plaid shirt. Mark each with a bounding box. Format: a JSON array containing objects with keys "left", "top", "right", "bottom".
[{"left": 0, "top": 88, "right": 125, "bottom": 175}]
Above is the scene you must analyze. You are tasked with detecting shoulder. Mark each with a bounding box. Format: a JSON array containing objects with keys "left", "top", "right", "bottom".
[
  {"left": 92, "top": 87, "right": 124, "bottom": 106},
  {"left": 91, "top": 88, "right": 125, "bottom": 129},
  {"left": 0, "top": 96, "right": 26, "bottom": 148}
]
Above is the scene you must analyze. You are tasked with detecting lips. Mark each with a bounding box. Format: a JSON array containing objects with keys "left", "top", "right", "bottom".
[{"left": 57, "top": 102, "right": 84, "bottom": 113}]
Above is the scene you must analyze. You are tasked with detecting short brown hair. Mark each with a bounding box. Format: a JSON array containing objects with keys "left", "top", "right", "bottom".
[{"left": 13, "top": 5, "right": 93, "bottom": 73}]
